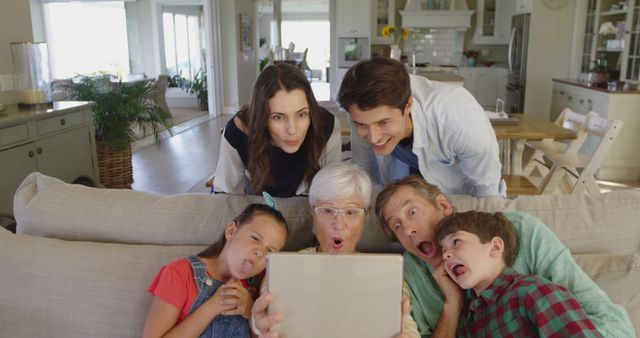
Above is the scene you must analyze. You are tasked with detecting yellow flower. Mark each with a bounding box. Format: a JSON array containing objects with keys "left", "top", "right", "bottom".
[
  {"left": 402, "top": 28, "right": 410, "bottom": 40},
  {"left": 382, "top": 25, "right": 395, "bottom": 38},
  {"left": 382, "top": 25, "right": 410, "bottom": 45}
]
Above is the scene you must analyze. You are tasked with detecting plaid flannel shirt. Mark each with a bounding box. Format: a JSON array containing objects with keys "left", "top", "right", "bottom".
[{"left": 457, "top": 268, "right": 603, "bottom": 338}]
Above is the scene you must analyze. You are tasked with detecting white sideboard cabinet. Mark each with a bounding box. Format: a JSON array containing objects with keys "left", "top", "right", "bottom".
[
  {"left": 551, "top": 80, "right": 640, "bottom": 181},
  {"left": 0, "top": 101, "right": 99, "bottom": 216}
]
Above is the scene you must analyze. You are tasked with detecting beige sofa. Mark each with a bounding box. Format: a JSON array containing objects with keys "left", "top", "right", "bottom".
[{"left": 1, "top": 172, "right": 638, "bottom": 337}]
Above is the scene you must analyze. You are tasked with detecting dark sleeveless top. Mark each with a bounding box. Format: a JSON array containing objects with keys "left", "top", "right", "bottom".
[{"left": 222, "top": 107, "right": 335, "bottom": 197}]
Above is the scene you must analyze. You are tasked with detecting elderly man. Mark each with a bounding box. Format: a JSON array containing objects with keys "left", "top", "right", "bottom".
[{"left": 375, "top": 175, "right": 634, "bottom": 337}]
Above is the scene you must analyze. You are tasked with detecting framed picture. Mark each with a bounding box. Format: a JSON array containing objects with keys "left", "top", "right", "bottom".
[{"left": 240, "top": 14, "right": 253, "bottom": 51}]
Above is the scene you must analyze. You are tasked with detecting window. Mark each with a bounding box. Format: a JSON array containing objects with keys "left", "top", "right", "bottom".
[
  {"left": 162, "top": 8, "right": 203, "bottom": 81},
  {"left": 281, "top": 20, "right": 330, "bottom": 75},
  {"left": 43, "top": 1, "right": 130, "bottom": 79}
]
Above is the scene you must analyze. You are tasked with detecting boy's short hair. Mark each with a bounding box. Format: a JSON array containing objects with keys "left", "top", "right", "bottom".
[
  {"left": 435, "top": 211, "right": 518, "bottom": 266},
  {"left": 337, "top": 57, "right": 411, "bottom": 112}
]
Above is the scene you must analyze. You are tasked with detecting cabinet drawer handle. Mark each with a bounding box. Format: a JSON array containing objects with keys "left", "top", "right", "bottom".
[
  {"left": 37, "top": 147, "right": 43, "bottom": 155},
  {"left": 568, "top": 95, "right": 573, "bottom": 100},
  {"left": 28, "top": 150, "right": 35, "bottom": 158},
  {"left": 60, "top": 119, "right": 66, "bottom": 126},
  {"left": 579, "top": 99, "right": 584, "bottom": 104}
]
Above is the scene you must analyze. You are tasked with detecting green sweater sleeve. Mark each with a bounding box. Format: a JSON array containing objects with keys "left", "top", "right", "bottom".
[
  {"left": 403, "top": 211, "right": 634, "bottom": 338},
  {"left": 505, "top": 211, "right": 634, "bottom": 338}
]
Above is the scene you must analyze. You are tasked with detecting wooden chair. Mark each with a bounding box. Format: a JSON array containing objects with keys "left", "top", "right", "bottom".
[
  {"left": 291, "top": 48, "right": 309, "bottom": 72},
  {"left": 50, "top": 78, "right": 75, "bottom": 101},
  {"left": 522, "top": 108, "right": 597, "bottom": 177},
  {"left": 503, "top": 175, "right": 539, "bottom": 196},
  {"left": 538, "top": 115, "right": 623, "bottom": 195},
  {"left": 152, "top": 75, "right": 171, "bottom": 116}
]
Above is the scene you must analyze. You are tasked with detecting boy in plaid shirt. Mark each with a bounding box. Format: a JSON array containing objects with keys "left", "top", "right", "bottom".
[{"left": 436, "top": 211, "right": 603, "bottom": 337}]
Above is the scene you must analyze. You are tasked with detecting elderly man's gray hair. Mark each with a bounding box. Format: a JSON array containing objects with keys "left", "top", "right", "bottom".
[{"left": 308, "top": 163, "right": 372, "bottom": 209}]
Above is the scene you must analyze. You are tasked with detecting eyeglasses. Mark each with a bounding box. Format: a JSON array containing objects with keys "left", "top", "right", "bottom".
[{"left": 313, "top": 206, "right": 366, "bottom": 221}]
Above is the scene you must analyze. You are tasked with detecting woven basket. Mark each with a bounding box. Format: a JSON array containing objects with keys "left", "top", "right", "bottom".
[{"left": 96, "top": 141, "right": 133, "bottom": 189}]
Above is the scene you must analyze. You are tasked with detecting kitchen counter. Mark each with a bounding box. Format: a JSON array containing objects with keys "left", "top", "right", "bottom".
[
  {"left": 553, "top": 79, "right": 640, "bottom": 94},
  {"left": 415, "top": 70, "right": 464, "bottom": 85}
]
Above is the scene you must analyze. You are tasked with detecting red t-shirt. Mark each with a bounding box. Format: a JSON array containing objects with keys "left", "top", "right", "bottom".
[
  {"left": 148, "top": 257, "right": 264, "bottom": 322},
  {"left": 148, "top": 258, "right": 200, "bottom": 321}
]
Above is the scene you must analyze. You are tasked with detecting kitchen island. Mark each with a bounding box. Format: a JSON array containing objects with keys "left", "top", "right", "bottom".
[{"left": 414, "top": 69, "right": 465, "bottom": 86}]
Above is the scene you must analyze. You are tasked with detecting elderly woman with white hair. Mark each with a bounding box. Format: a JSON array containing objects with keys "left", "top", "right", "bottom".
[
  {"left": 301, "top": 162, "right": 372, "bottom": 253},
  {"left": 250, "top": 163, "right": 419, "bottom": 338}
]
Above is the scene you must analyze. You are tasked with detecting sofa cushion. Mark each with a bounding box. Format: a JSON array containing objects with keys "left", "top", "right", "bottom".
[
  {"left": 14, "top": 172, "right": 640, "bottom": 254},
  {"left": 0, "top": 227, "right": 204, "bottom": 338},
  {"left": 13, "top": 172, "right": 320, "bottom": 251},
  {"left": 448, "top": 191, "right": 640, "bottom": 255},
  {"left": 573, "top": 253, "right": 640, "bottom": 334}
]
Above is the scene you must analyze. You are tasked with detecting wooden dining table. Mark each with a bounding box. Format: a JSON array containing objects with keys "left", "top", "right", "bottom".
[{"left": 491, "top": 114, "right": 576, "bottom": 175}]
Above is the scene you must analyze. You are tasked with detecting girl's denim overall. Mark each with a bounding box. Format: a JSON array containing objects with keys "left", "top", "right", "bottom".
[{"left": 186, "top": 255, "right": 250, "bottom": 338}]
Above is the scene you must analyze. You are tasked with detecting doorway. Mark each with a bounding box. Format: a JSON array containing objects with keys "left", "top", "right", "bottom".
[
  {"left": 152, "top": 0, "right": 221, "bottom": 117},
  {"left": 257, "top": 0, "right": 331, "bottom": 101}
]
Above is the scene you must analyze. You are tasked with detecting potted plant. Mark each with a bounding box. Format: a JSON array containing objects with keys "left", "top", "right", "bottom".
[
  {"left": 67, "top": 75, "right": 173, "bottom": 189},
  {"left": 167, "top": 71, "right": 189, "bottom": 89},
  {"left": 463, "top": 50, "right": 479, "bottom": 67},
  {"left": 184, "top": 70, "right": 208, "bottom": 111}
]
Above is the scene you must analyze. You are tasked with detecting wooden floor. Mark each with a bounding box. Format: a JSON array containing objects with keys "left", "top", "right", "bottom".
[
  {"left": 132, "top": 113, "right": 231, "bottom": 194},
  {"left": 131, "top": 108, "right": 639, "bottom": 196}
]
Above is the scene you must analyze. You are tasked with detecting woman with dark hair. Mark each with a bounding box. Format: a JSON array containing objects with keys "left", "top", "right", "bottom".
[{"left": 213, "top": 63, "right": 342, "bottom": 197}]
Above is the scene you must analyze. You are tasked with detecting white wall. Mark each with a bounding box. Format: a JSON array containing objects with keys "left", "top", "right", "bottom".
[
  {"left": 235, "top": 0, "right": 258, "bottom": 107},
  {"left": 524, "top": 0, "right": 576, "bottom": 119}
]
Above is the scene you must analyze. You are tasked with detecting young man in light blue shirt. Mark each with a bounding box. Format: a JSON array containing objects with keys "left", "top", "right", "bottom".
[{"left": 338, "top": 57, "right": 505, "bottom": 198}]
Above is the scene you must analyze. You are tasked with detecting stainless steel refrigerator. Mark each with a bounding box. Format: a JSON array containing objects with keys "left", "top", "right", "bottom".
[{"left": 506, "top": 13, "right": 530, "bottom": 113}]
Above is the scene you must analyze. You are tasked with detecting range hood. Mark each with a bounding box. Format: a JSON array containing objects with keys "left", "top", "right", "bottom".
[
  {"left": 400, "top": 0, "right": 474, "bottom": 29},
  {"left": 400, "top": 10, "right": 474, "bottom": 29}
]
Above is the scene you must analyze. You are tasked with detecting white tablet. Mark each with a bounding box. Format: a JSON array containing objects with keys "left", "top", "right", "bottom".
[{"left": 266, "top": 252, "right": 404, "bottom": 338}]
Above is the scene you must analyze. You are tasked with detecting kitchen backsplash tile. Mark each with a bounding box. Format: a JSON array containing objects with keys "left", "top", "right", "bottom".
[{"left": 404, "top": 28, "right": 465, "bottom": 65}]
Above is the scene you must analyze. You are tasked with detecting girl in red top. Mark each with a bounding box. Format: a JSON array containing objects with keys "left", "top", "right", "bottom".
[{"left": 142, "top": 204, "right": 288, "bottom": 338}]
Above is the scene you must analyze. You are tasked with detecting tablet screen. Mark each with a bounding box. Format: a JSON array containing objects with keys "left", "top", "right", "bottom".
[{"left": 267, "top": 252, "right": 403, "bottom": 338}]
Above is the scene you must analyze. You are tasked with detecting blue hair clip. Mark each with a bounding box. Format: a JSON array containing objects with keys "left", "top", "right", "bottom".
[{"left": 262, "top": 191, "right": 278, "bottom": 210}]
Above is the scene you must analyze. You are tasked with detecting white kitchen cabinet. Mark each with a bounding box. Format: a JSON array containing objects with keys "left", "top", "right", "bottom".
[
  {"left": 0, "top": 102, "right": 99, "bottom": 216},
  {"left": 458, "top": 68, "right": 479, "bottom": 98},
  {"left": 372, "top": 0, "right": 396, "bottom": 44},
  {"left": 334, "top": 67, "right": 349, "bottom": 101},
  {"left": 458, "top": 67, "right": 508, "bottom": 109},
  {"left": 473, "top": 0, "right": 516, "bottom": 45},
  {"left": 514, "top": 0, "right": 532, "bottom": 14},
  {"left": 551, "top": 80, "right": 640, "bottom": 180},
  {"left": 336, "top": 0, "right": 372, "bottom": 37}
]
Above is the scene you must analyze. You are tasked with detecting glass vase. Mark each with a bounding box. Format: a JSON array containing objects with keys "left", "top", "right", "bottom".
[
  {"left": 11, "top": 42, "right": 52, "bottom": 107},
  {"left": 390, "top": 45, "right": 402, "bottom": 60}
]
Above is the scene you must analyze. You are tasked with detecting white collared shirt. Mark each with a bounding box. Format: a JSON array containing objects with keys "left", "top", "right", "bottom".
[{"left": 351, "top": 74, "right": 505, "bottom": 197}]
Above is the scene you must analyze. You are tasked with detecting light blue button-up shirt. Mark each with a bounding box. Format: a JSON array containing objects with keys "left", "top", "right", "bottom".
[{"left": 350, "top": 74, "right": 506, "bottom": 198}]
